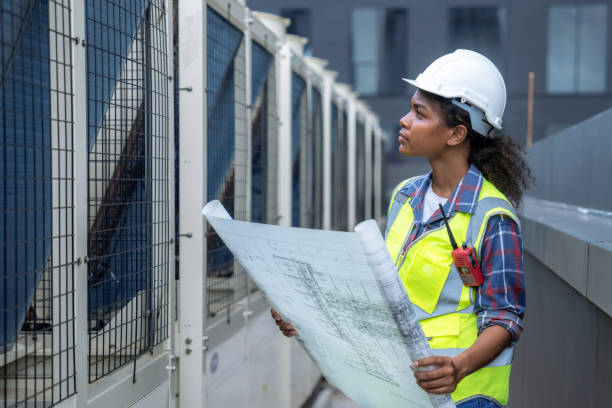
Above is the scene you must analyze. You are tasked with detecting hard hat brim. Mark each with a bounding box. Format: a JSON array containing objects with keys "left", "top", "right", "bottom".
[{"left": 401, "top": 77, "right": 502, "bottom": 130}]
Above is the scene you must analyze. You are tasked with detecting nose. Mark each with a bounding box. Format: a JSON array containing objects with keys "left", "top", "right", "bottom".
[{"left": 399, "top": 111, "right": 412, "bottom": 129}]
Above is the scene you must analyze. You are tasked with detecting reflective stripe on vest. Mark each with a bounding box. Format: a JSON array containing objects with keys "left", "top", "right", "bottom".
[{"left": 385, "top": 177, "right": 519, "bottom": 407}]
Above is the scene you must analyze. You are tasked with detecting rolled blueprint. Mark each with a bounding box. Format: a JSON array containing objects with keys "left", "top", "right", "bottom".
[
  {"left": 203, "top": 200, "right": 454, "bottom": 407},
  {"left": 355, "top": 220, "right": 456, "bottom": 408}
]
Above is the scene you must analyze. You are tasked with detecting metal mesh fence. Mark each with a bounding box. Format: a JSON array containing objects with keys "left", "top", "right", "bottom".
[
  {"left": 86, "top": 0, "right": 170, "bottom": 382},
  {"left": 251, "top": 41, "right": 273, "bottom": 225},
  {"left": 330, "top": 102, "right": 337, "bottom": 228},
  {"left": 356, "top": 118, "right": 366, "bottom": 223},
  {"left": 265, "top": 52, "right": 278, "bottom": 225},
  {"left": 291, "top": 71, "right": 306, "bottom": 227},
  {"left": 206, "top": 6, "right": 248, "bottom": 318},
  {"left": 311, "top": 86, "right": 323, "bottom": 229},
  {"left": 333, "top": 107, "right": 349, "bottom": 231},
  {"left": 1, "top": 0, "right": 76, "bottom": 405}
]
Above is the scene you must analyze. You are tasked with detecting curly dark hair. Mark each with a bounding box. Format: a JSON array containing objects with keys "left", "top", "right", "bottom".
[{"left": 420, "top": 90, "right": 534, "bottom": 208}]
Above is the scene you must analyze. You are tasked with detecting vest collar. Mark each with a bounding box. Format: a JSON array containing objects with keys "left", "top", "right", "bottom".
[{"left": 401, "top": 164, "right": 484, "bottom": 224}]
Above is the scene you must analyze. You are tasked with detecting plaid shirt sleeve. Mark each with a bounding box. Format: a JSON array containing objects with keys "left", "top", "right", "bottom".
[{"left": 474, "top": 214, "right": 526, "bottom": 344}]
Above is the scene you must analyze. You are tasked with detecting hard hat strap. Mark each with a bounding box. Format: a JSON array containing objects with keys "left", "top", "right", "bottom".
[{"left": 451, "top": 98, "right": 493, "bottom": 137}]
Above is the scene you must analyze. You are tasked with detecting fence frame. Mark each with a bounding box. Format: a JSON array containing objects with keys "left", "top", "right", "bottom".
[{"left": 54, "top": 0, "right": 174, "bottom": 407}]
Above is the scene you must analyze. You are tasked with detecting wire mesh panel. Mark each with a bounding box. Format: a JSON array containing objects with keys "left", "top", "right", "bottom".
[
  {"left": 206, "top": 6, "right": 248, "bottom": 317},
  {"left": 86, "top": 0, "right": 170, "bottom": 382},
  {"left": 264, "top": 51, "right": 278, "bottom": 225},
  {"left": 333, "top": 107, "right": 349, "bottom": 231},
  {"left": 356, "top": 118, "right": 366, "bottom": 223},
  {"left": 291, "top": 72, "right": 306, "bottom": 227},
  {"left": 311, "top": 86, "right": 323, "bottom": 229},
  {"left": 1, "top": 0, "right": 76, "bottom": 405},
  {"left": 330, "top": 102, "right": 337, "bottom": 228},
  {"left": 251, "top": 41, "right": 273, "bottom": 224}
]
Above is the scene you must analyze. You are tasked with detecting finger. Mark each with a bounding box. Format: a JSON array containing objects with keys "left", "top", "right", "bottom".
[
  {"left": 413, "top": 356, "right": 449, "bottom": 368},
  {"left": 271, "top": 309, "right": 281, "bottom": 321},
  {"left": 414, "top": 366, "right": 450, "bottom": 382},
  {"left": 282, "top": 329, "right": 297, "bottom": 337},
  {"left": 279, "top": 322, "right": 295, "bottom": 331},
  {"left": 417, "top": 376, "right": 455, "bottom": 390},
  {"left": 423, "top": 385, "right": 457, "bottom": 395}
]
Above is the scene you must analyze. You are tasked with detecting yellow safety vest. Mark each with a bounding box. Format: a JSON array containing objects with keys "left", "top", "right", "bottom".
[{"left": 385, "top": 176, "right": 520, "bottom": 406}]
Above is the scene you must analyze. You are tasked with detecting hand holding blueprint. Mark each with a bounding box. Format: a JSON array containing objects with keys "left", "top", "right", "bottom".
[{"left": 202, "top": 201, "right": 455, "bottom": 408}]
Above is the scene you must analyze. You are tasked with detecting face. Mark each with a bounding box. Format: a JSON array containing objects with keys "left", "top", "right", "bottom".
[{"left": 397, "top": 90, "right": 455, "bottom": 158}]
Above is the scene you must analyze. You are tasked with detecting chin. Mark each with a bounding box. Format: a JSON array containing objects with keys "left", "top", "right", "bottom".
[{"left": 398, "top": 145, "right": 415, "bottom": 157}]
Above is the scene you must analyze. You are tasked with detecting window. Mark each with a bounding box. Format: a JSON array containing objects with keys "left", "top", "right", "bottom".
[
  {"left": 448, "top": 7, "right": 506, "bottom": 74},
  {"left": 351, "top": 8, "right": 408, "bottom": 95},
  {"left": 547, "top": 5, "right": 608, "bottom": 93},
  {"left": 281, "top": 9, "right": 312, "bottom": 56}
]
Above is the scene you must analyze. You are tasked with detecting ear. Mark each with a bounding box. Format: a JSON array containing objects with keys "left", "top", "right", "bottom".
[{"left": 447, "top": 124, "right": 468, "bottom": 146}]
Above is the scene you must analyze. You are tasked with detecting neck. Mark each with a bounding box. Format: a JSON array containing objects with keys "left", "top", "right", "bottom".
[{"left": 428, "top": 152, "right": 470, "bottom": 198}]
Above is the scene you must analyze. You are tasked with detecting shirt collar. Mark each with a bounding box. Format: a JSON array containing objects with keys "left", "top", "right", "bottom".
[{"left": 403, "top": 164, "right": 484, "bottom": 224}]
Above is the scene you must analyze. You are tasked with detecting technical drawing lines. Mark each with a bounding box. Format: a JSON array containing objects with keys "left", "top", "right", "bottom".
[{"left": 272, "top": 255, "right": 399, "bottom": 386}]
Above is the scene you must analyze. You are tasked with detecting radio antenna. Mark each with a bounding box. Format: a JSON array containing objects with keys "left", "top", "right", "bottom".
[{"left": 438, "top": 204, "right": 458, "bottom": 250}]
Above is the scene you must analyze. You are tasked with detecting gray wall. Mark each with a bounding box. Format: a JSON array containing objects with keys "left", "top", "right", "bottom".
[
  {"left": 512, "top": 107, "right": 612, "bottom": 407},
  {"left": 526, "top": 108, "right": 612, "bottom": 213},
  {"left": 509, "top": 253, "right": 612, "bottom": 407}
]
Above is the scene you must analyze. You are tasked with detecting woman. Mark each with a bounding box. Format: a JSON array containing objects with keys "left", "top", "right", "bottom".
[{"left": 273, "top": 49, "right": 531, "bottom": 407}]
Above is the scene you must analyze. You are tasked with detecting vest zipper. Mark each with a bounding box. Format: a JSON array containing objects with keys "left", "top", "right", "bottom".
[{"left": 394, "top": 219, "right": 415, "bottom": 269}]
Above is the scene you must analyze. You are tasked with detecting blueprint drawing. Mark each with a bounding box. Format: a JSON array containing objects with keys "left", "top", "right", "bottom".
[{"left": 202, "top": 200, "right": 455, "bottom": 408}]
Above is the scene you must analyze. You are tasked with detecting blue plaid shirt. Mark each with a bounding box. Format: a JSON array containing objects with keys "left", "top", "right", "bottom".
[{"left": 386, "top": 165, "right": 526, "bottom": 343}]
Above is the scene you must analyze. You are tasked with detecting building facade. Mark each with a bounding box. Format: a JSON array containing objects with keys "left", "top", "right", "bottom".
[{"left": 247, "top": 0, "right": 612, "bottom": 198}]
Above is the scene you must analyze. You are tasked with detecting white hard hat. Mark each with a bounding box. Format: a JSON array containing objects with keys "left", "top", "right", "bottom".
[{"left": 403, "top": 49, "right": 506, "bottom": 136}]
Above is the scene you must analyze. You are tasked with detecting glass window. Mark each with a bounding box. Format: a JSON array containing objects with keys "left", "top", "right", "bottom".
[
  {"left": 448, "top": 7, "right": 506, "bottom": 74},
  {"left": 351, "top": 8, "right": 408, "bottom": 95},
  {"left": 547, "top": 5, "right": 608, "bottom": 93},
  {"left": 281, "top": 9, "right": 313, "bottom": 56}
]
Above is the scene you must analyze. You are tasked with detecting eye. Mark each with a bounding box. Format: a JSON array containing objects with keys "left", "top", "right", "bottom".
[{"left": 416, "top": 109, "right": 424, "bottom": 118}]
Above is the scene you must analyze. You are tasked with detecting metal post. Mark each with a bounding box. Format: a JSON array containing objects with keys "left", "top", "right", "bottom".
[
  {"left": 305, "top": 71, "right": 313, "bottom": 227},
  {"left": 364, "top": 113, "right": 373, "bottom": 221},
  {"left": 527, "top": 72, "right": 535, "bottom": 148},
  {"left": 275, "top": 38, "right": 293, "bottom": 408},
  {"left": 166, "top": 0, "right": 177, "bottom": 406},
  {"left": 347, "top": 95, "right": 357, "bottom": 230},
  {"left": 277, "top": 42, "right": 292, "bottom": 227},
  {"left": 71, "top": 0, "right": 89, "bottom": 405},
  {"left": 178, "top": 0, "right": 206, "bottom": 406},
  {"left": 321, "top": 72, "right": 334, "bottom": 230},
  {"left": 245, "top": 9, "right": 253, "bottom": 223}
]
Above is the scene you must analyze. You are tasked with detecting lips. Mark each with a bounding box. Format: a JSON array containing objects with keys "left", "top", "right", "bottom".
[{"left": 398, "top": 132, "right": 409, "bottom": 143}]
